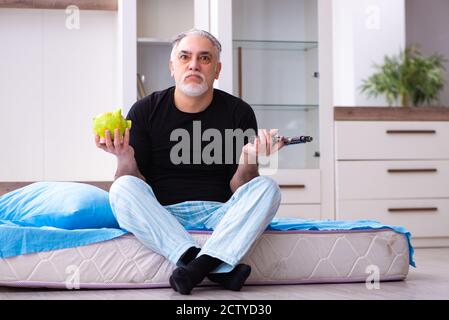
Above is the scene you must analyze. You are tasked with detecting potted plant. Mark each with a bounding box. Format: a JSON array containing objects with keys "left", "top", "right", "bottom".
[{"left": 360, "top": 45, "right": 447, "bottom": 107}]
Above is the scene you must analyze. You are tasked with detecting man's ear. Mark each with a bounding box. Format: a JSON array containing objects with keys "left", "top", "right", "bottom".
[
  {"left": 215, "top": 62, "right": 222, "bottom": 80},
  {"left": 169, "top": 60, "right": 174, "bottom": 77}
]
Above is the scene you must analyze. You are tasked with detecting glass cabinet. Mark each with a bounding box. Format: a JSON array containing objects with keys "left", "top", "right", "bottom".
[
  {"left": 232, "top": 0, "right": 319, "bottom": 170},
  {"left": 136, "top": 0, "right": 194, "bottom": 97}
]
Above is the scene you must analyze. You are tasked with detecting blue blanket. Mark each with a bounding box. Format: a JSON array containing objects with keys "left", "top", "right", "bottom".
[
  {"left": 0, "top": 220, "right": 126, "bottom": 259},
  {"left": 0, "top": 218, "right": 415, "bottom": 267}
]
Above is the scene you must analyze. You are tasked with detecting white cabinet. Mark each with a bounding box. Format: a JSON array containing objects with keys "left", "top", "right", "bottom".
[
  {"left": 335, "top": 107, "right": 449, "bottom": 247},
  {"left": 231, "top": 0, "right": 319, "bottom": 171},
  {"left": 277, "top": 204, "right": 321, "bottom": 220},
  {"left": 120, "top": 0, "right": 335, "bottom": 219},
  {"left": 135, "top": 0, "right": 196, "bottom": 98},
  {"left": 270, "top": 169, "right": 321, "bottom": 219},
  {"left": 230, "top": 0, "right": 323, "bottom": 218}
]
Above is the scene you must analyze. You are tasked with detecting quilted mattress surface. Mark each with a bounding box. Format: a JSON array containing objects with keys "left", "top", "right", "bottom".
[{"left": 0, "top": 229, "right": 410, "bottom": 289}]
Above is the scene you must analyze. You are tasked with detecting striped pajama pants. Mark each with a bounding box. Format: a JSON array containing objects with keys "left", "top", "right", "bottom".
[{"left": 109, "top": 175, "right": 281, "bottom": 273}]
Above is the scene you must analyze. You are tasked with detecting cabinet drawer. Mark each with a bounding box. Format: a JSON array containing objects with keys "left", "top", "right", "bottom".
[
  {"left": 280, "top": 185, "right": 320, "bottom": 204},
  {"left": 337, "top": 160, "right": 449, "bottom": 200},
  {"left": 337, "top": 199, "right": 449, "bottom": 238},
  {"left": 264, "top": 169, "right": 320, "bottom": 204},
  {"left": 276, "top": 204, "right": 321, "bottom": 220},
  {"left": 336, "top": 121, "right": 449, "bottom": 160}
]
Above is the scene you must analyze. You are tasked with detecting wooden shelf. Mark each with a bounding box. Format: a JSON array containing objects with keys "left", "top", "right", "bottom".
[
  {"left": 252, "top": 104, "right": 318, "bottom": 112},
  {"left": 335, "top": 107, "right": 449, "bottom": 121},
  {"left": 0, "top": 182, "right": 113, "bottom": 195},
  {"left": 0, "top": 0, "right": 117, "bottom": 11},
  {"left": 233, "top": 39, "right": 318, "bottom": 51}
]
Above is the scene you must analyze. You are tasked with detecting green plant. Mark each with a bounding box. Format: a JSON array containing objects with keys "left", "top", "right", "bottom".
[{"left": 360, "top": 46, "right": 447, "bottom": 107}]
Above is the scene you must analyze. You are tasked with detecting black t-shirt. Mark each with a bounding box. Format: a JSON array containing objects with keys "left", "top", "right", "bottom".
[{"left": 126, "top": 86, "right": 258, "bottom": 205}]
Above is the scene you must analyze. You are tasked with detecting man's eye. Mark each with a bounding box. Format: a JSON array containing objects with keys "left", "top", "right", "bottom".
[
  {"left": 199, "top": 56, "right": 211, "bottom": 63},
  {"left": 179, "top": 55, "right": 189, "bottom": 61}
]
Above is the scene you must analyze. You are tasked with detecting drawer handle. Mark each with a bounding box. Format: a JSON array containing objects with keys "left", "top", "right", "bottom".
[
  {"left": 387, "top": 168, "right": 437, "bottom": 173},
  {"left": 388, "top": 207, "right": 438, "bottom": 213},
  {"left": 386, "top": 130, "right": 436, "bottom": 134},
  {"left": 279, "top": 184, "right": 305, "bottom": 189}
]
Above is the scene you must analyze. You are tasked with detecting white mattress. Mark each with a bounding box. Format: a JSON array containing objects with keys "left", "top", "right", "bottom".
[{"left": 0, "top": 229, "right": 410, "bottom": 289}]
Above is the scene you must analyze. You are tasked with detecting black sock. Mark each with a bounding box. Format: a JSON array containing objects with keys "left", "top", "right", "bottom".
[
  {"left": 169, "top": 255, "right": 223, "bottom": 295},
  {"left": 207, "top": 264, "right": 252, "bottom": 291},
  {"left": 177, "top": 247, "right": 201, "bottom": 267}
]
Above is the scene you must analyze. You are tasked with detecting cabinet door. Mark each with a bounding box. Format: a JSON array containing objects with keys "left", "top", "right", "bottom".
[
  {"left": 277, "top": 204, "right": 321, "bottom": 220},
  {"left": 273, "top": 169, "right": 321, "bottom": 203},
  {"left": 136, "top": 0, "right": 199, "bottom": 96},
  {"left": 232, "top": 0, "right": 319, "bottom": 171}
]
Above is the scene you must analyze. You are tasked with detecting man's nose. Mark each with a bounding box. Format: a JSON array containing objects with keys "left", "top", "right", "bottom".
[{"left": 188, "top": 57, "right": 200, "bottom": 71}]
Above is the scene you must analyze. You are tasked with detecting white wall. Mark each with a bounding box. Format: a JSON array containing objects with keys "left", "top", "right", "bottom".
[
  {"left": 333, "top": 0, "right": 406, "bottom": 106},
  {"left": 406, "top": 0, "right": 449, "bottom": 106},
  {"left": 0, "top": 8, "right": 118, "bottom": 181}
]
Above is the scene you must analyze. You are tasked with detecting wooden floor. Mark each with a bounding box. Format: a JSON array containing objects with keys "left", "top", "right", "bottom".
[{"left": 1, "top": 248, "right": 448, "bottom": 300}]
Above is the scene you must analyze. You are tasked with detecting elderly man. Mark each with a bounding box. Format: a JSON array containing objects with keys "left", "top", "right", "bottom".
[{"left": 95, "top": 29, "right": 284, "bottom": 294}]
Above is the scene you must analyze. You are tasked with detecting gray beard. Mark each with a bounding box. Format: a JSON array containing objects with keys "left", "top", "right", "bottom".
[{"left": 179, "top": 82, "right": 209, "bottom": 97}]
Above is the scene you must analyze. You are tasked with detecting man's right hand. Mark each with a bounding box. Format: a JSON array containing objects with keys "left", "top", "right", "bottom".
[{"left": 95, "top": 128, "right": 134, "bottom": 160}]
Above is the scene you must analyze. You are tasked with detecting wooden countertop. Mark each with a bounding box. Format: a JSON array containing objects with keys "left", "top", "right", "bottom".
[
  {"left": 0, "top": 181, "right": 112, "bottom": 196},
  {"left": 0, "top": 0, "right": 117, "bottom": 11},
  {"left": 335, "top": 107, "right": 449, "bottom": 121}
]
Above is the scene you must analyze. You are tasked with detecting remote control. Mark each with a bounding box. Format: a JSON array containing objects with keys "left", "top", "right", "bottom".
[{"left": 274, "top": 135, "right": 313, "bottom": 145}]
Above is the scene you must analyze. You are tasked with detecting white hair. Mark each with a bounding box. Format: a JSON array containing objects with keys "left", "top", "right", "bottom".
[{"left": 170, "top": 29, "right": 222, "bottom": 62}]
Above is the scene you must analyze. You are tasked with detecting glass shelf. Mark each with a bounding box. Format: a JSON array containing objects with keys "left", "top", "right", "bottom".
[
  {"left": 137, "top": 38, "right": 172, "bottom": 46},
  {"left": 233, "top": 39, "right": 319, "bottom": 169},
  {"left": 233, "top": 40, "right": 318, "bottom": 51}
]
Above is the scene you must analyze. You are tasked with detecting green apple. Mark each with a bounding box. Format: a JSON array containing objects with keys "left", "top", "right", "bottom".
[{"left": 92, "top": 108, "right": 132, "bottom": 141}]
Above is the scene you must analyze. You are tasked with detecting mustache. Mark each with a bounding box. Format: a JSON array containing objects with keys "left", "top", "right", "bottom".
[{"left": 183, "top": 72, "right": 205, "bottom": 81}]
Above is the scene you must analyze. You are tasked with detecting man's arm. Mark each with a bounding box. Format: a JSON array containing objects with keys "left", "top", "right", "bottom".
[
  {"left": 114, "top": 152, "right": 146, "bottom": 181},
  {"left": 230, "top": 157, "right": 259, "bottom": 193},
  {"left": 229, "top": 132, "right": 261, "bottom": 193},
  {"left": 230, "top": 129, "right": 284, "bottom": 193},
  {"left": 95, "top": 128, "right": 146, "bottom": 182}
]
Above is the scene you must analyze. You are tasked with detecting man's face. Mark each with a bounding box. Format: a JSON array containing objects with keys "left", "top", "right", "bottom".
[{"left": 169, "top": 35, "right": 222, "bottom": 97}]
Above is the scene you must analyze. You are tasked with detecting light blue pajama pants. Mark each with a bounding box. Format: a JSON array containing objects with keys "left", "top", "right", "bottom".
[{"left": 109, "top": 175, "right": 281, "bottom": 273}]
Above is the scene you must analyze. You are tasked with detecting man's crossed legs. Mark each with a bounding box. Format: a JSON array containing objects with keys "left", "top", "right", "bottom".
[{"left": 109, "top": 175, "right": 281, "bottom": 294}]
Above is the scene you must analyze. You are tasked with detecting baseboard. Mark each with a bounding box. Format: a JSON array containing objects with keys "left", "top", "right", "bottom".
[{"left": 411, "top": 237, "right": 449, "bottom": 248}]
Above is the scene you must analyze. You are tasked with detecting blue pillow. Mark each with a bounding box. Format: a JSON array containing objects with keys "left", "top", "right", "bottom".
[{"left": 0, "top": 181, "right": 119, "bottom": 229}]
